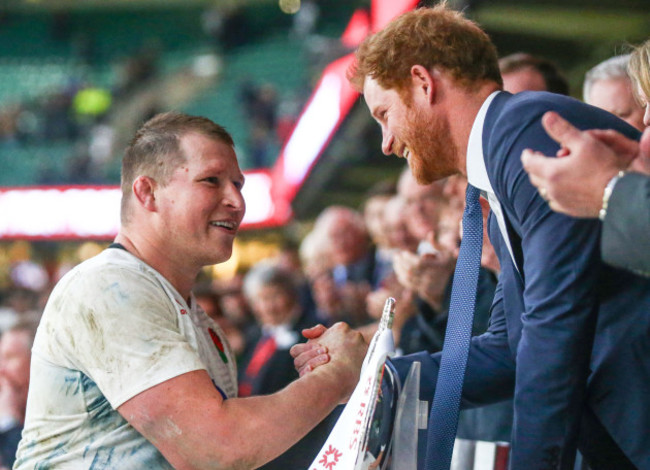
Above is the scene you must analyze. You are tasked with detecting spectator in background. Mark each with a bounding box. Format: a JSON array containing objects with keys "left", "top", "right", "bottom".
[
  {"left": 72, "top": 85, "right": 112, "bottom": 128},
  {"left": 396, "top": 167, "right": 446, "bottom": 254},
  {"left": 434, "top": 201, "right": 464, "bottom": 259},
  {"left": 362, "top": 181, "right": 395, "bottom": 254},
  {"left": 201, "top": 5, "right": 227, "bottom": 53},
  {"left": 391, "top": 166, "right": 466, "bottom": 355},
  {"left": 361, "top": 193, "right": 420, "bottom": 347},
  {"left": 299, "top": 229, "right": 349, "bottom": 327},
  {"left": 499, "top": 52, "right": 570, "bottom": 95},
  {"left": 273, "top": 239, "right": 316, "bottom": 317},
  {"left": 0, "top": 320, "right": 38, "bottom": 469},
  {"left": 583, "top": 54, "right": 646, "bottom": 131},
  {"left": 211, "top": 5, "right": 249, "bottom": 51},
  {"left": 441, "top": 173, "right": 468, "bottom": 209},
  {"left": 312, "top": 206, "right": 377, "bottom": 325},
  {"left": 239, "top": 81, "right": 279, "bottom": 168},
  {"left": 382, "top": 195, "right": 420, "bottom": 254},
  {"left": 40, "top": 91, "right": 77, "bottom": 141},
  {"left": 305, "top": 269, "right": 345, "bottom": 327},
  {"left": 0, "top": 289, "right": 40, "bottom": 335},
  {"left": 361, "top": 180, "right": 398, "bottom": 286},
  {"left": 0, "top": 105, "right": 23, "bottom": 146},
  {"left": 478, "top": 199, "right": 501, "bottom": 275},
  {"left": 113, "top": 45, "right": 159, "bottom": 98}
]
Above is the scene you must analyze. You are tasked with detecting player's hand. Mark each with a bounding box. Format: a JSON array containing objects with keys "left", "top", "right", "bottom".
[
  {"left": 291, "top": 323, "right": 367, "bottom": 389},
  {"left": 291, "top": 337, "right": 329, "bottom": 378},
  {"left": 315, "top": 322, "right": 367, "bottom": 400}
]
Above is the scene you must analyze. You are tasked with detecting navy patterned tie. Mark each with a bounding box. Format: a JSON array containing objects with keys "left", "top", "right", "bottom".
[{"left": 424, "top": 184, "right": 483, "bottom": 470}]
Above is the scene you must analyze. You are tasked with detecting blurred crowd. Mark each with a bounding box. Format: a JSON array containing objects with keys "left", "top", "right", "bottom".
[
  {"left": 0, "top": 42, "right": 647, "bottom": 468},
  {"left": 0, "top": 43, "right": 162, "bottom": 185},
  {"left": 0, "top": 0, "right": 337, "bottom": 188}
]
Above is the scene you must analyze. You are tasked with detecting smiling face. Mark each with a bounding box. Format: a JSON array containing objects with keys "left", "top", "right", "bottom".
[
  {"left": 155, "top": 132, "right": 246, "bottom": 269},
  {"left": 363, "top": 76, "right": 459, "bottom": 185}
]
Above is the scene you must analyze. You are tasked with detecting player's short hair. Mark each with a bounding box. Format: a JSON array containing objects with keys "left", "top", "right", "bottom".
[
  {"left": 347, "top": 3, "right": 502, "bottom": 95},
  {"left": 120, "top": 112, "right": 234, "bottom": 223}
]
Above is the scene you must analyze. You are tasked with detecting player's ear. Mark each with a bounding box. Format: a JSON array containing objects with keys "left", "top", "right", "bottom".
[
  {"left": 132, "top": 176, "right": 158, "bottom": 212},
  {"left": 410, "top": 65, "right": 436, "bottom": 104}
]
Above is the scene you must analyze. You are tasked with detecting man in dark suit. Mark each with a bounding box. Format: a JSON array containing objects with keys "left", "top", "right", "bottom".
[{"left": 295, "top": 5, "right": 650, "bottom": 469}]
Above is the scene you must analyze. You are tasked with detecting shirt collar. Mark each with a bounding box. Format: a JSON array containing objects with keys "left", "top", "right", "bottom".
[{"left": 466, "top": 91, "right": 502, "bottom": 194}]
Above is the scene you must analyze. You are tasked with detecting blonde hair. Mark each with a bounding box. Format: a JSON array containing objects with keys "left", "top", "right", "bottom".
[{"left": 628, "top": 38, "right": 650, "bottom": 100}]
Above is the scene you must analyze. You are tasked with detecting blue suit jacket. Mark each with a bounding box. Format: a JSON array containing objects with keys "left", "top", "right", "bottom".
[{"left": 391, "top": 92, "right": 650, "bottom": 469}]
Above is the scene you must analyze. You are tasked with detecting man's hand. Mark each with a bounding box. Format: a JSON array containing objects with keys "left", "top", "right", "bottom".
[
  {"left": 291, "top": 323, "right": 368, "bottom": 386},
  {"left": 393, "top": 249, "right": 455, "bottom": 311},
  {"left": 521, "top": 111, "right": 650, "bottom": 218},
  {"left": 291, "top": 325, "right": 329, "bottom": 377}
]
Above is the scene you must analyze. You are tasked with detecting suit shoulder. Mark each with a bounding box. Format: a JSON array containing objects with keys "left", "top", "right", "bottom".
[
  {"left": 492, "top": 92, "right": 582, "bottom": 130},
  {"left": 491, "top": 91, "right": 639, "bottom": 139}
]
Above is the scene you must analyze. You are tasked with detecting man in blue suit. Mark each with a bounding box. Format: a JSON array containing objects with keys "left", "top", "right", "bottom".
[{"left": 294, "top": 5, "right": 650, "bottom": 469}]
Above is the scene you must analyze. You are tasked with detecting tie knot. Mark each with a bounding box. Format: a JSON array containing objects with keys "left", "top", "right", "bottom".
[
  {"left": 464, "top": 184, "right": 482, "bottom": 222},
  {"left": 465, "top": 184, "right": 481, "bottom": 205}
]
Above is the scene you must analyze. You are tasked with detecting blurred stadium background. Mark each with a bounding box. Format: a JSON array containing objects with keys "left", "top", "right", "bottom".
[{"left": 0, "top": 0, "right": 648, "bottom": 284}]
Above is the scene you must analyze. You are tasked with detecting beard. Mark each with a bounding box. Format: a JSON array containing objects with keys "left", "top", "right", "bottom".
[{"left": 401, "top": 106, "right": 459, "bottom": 184}]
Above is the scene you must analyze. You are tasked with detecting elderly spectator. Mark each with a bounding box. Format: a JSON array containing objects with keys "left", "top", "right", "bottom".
[
  {"left": 312, "top": 206, "right": 377, "bottom": 326},
  {"left": 313, "top": 206, "right": 376, "bottom": 286},
  {"left": 299, "top": 228, "right": 349, "bottom": 326},
  {"left": 583, "top": 54, "right": 646, "bottom": 131}
]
